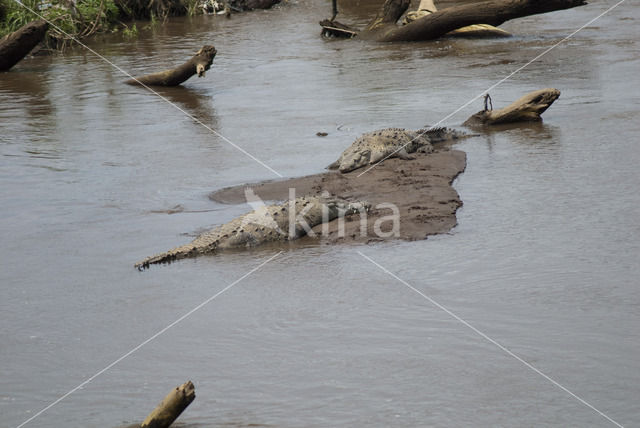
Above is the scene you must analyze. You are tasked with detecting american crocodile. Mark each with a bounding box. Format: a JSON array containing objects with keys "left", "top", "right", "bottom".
[
  {"left": 327, "top": 127, "right": 467, "bottom": 173},
  {"left": 135, "top": 195, "right": 368, "bottom": 269}
]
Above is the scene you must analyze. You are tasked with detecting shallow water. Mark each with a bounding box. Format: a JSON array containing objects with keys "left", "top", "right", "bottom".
[{"left": 1, "top": 1, "right": 639, "bottom": 427}]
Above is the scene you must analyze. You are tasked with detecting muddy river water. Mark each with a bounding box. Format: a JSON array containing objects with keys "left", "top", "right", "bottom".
[{"left": 1, "top": 1, "right": 639, "bottom": 426}]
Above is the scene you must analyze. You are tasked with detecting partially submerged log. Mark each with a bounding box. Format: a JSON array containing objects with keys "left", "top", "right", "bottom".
[
  {"left": 463, "top": 88, "right": 561, "bottom": 126},
  {"left": 323, "top": 0, "right": 587, "bottom": 42},
  {"left": 140, "top": 381, "right": 195, "bottom": 428},
  {"left": 121, "top": 381, "right": 196, "bottom": 428},
  {"left": 402, "top": 0, "right": 510, "bottom": 37},
  {"left": 367, "top": 0, "right": 587, "bottom": 41},
  {"left": 121, "top": 381, "right": 195, "bottom": 428},
  {"left": 126, "top": 46, "right": 217, "bottom": 87},
  {"left": 0, "top": 20, "right": 49, "bottom": 71}
]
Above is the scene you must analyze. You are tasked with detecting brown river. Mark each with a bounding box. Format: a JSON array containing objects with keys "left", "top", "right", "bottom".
[{"left": 1, "top": 0, "right": 639, "bottom": 426}]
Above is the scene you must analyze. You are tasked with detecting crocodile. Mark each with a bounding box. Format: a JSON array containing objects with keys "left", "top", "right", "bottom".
[
  {"left": 327, "top": 127, "right": 467, "bottom": 173},
  {"left": 135, "top": 195, "right": 368, "bottom": 269}
]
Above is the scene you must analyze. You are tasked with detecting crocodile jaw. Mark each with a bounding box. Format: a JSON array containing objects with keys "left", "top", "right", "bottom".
[{"left": 338, "top": 150, "right": 370, "bottom": 173}]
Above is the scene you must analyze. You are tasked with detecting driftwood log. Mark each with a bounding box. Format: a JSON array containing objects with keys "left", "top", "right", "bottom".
[
  {"left": 322, "top": 0, "right": 587, "bottom": 42},
  {"left": 463, "top": 88, "right": 561, "bottom": 126},
  {"left": 402, "top": 0, "right": 510, "bottom": 37},
  {"left": 140, "top": 381, "right": 195, "bottom": 428},
  {"left": 126, "top": 46, "right": 217, "bottom": 87},
  {"left": 123, "top": 381, "right": 196, "bottom": 428},
  {"left": 0, "top": 20, "right": 49, "bottom": 71}
]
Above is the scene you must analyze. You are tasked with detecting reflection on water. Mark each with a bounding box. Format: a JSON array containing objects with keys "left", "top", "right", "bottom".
[
  {"left": 1, "top": 1, "right": 639, "bottom": 427},
  {"left": 468, "top": 122, "right": 561, "bottom": 154},
  {"left": 153, "top": 85, "right": 219, "bottom": 129}
]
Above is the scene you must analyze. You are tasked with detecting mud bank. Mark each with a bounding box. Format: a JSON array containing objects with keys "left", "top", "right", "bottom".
[{"left": 210, "top": 147, "right": 466, "bottom": 246}]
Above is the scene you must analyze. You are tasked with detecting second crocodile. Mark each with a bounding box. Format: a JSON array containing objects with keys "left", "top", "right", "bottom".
[{"left": 327, "top": 127, "right": 467, "bottom": 173}]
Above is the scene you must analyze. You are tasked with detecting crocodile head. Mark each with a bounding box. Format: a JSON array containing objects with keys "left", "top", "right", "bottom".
[
  {"left": 194, "top": 45, "right": 217, "bottom": 77},
  {"left": 337, "top": 148, "right": 371, "bottom": 173}
]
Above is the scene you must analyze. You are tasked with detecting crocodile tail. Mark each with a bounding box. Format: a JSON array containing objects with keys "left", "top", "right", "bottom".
[
  {"left": 417, "top": 127, "right": 467, "bottom": 142},
  {"left": 134, "top": 244, "right": 199, "bottom": 270}
]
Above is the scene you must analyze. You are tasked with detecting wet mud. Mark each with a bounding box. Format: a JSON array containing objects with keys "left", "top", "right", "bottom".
[{"left": 211, "top": 147, "right": 467, "bottom": 245}]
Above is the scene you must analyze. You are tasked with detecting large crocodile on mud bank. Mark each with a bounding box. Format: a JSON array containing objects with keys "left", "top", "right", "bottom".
[
  {"left": 135, "top": 195, "right": 368, "bottom": 269},
  {"left": 327, "top": 127, "right": 468, "bottom": 173}
]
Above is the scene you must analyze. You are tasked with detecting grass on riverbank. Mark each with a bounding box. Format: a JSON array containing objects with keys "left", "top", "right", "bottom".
[{"left": 0, "top": 0, "right": 200, "bottom": 44}]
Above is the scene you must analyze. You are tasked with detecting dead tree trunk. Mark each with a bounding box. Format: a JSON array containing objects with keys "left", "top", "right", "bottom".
[
  {"left": 139, "top": 381, "right": 196, "bottom": 428},
  {"left": 463, "top": 88, "right": 561, "bottom": 126},
  {"left": 356, "top": 0, "right": 586, "bottom": 42},
  {"left": 0, "top": 20, "right": 48, "bottom": 71},
  {"left": 402, "top": 0, "right": 510, "bottom": 37},
  {"left": 120, "top": 381, "right": 196, "bottom": 428},
  {"left": 126, "top": 46, "right": 217, "bottom": 87}
]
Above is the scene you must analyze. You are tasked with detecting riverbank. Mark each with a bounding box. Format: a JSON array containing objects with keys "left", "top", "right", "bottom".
[
  {"left": 0, "top": 0, "right": 199, "bottom": 48},
  {"left": 0, "top": 0, "right": 281, "bottom": 45},
  {"left": 210, "top": 146, "right": 467, "bottom": 245}
]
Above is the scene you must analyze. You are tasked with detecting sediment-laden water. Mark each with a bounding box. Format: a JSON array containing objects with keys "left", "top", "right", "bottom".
[{"left": 1, "top": 1, "right": 639, "bottom": 426}]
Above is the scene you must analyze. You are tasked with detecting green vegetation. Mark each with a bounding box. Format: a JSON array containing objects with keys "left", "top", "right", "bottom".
[
  {"left": 0, "top": 0, "right": 204, "bottom": 44},
  {"left": 0, "top": 0, "right": 119, "bottom": 43},
  {"left": 121, "top": 21, "right": 137, "bottom": 38},
  {"left": 115, "top": 0, "right": 187, "bottom": 20}
]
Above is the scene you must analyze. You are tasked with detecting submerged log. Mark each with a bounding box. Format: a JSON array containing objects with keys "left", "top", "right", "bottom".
[
  {"left": 126, "top": 46, "right": 217, "bottom": 87},
  {"left": 463, "top": 88, "right": 561, "bottom": 126},
  {"left": 326, "top": 0, "right": 587, "bottom": 42},
  {"left": 0, "top": 20, "right": 49, "bottom": 71}
]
